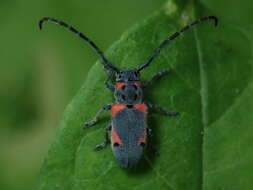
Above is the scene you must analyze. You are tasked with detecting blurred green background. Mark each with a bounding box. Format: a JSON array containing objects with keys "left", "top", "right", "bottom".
[
  {"left": 0, "top": 0, "right": 165, "bottom": 190},
  {"left": 2, "top": 0, "right": 253, "bottom": 189}
]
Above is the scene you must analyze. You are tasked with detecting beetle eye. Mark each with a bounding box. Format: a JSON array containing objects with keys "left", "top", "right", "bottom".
[
  {"left": 113, "top": 142, "right": 120, "bottom": 147},
  {"left": 140, "top": 142, "right": 146, "bottom": 147}
]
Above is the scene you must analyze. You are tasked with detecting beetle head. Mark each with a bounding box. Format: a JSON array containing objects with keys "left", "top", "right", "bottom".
[{"left": 115, "top": 69, "right": 140, "bottom": 82}]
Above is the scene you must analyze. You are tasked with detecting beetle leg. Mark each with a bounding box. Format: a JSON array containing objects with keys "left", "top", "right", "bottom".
[
  {"left": 104, "top": 79, "right": 115, "bottom": 92},
  {"left": 147, "top": 128, "right": 153, "bottom": 136},
  {"left": 104, "top": 69, "right": 115, "bottom": 92},
  {"left": 83, "top": 104, "right": 112, "bottom": 128},
  {"left": 147, "top": 102, "right": 179, "bottom": 116},
  {"left": 142, "top": 69, "right": 171, "bottom": 88},
  {"left": 94, "top": 124, "right": 111, "bottom": 151},
  {"left": 146, "top": 128, "right": 159, "bottom": 155}
]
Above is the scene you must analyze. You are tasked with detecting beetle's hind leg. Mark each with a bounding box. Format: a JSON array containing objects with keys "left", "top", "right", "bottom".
[
  {"left": 94, "top": 124, "right": 112, "bottom": 151},
  {"left": 146, "top": 128, "right": 159, "bottom": 156}
]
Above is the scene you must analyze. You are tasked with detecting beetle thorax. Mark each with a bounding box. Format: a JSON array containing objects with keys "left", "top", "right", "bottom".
[{"left": 114, "top": 82, "right": 143, "bottom": 104}]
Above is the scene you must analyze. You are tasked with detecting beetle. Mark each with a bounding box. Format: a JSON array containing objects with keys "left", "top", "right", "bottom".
[{"left": 39, "top": 16, "right": 218, "bottom": 168}]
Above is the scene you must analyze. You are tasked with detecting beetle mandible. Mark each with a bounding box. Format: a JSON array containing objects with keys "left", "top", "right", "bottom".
[{"left": 39, "top": 16, "right": 218, "bottom": 168}]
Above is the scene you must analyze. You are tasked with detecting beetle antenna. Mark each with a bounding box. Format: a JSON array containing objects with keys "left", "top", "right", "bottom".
[
  {"left": 137, "top": 16, "right": 218, "bottom": 72},
  {"left": 39, "top": 17, "right": 119, "bottom": 72}
]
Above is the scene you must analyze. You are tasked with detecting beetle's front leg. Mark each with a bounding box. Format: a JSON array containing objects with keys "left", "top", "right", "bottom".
[
  {"left": 83, "top": 104, "right": 112, "bottom": 128},
  {"left": 94, "top": 124, "right": 111, "bottom": 151},
  {"left": 104, "top": 69, "right": 115, "bottom": 92},
  {"left": 104, "top": 80, "right": 115, "bottom": 92},
  {"left": 147, "top": 102, "right": 179, "bottom": 116},
  {"left": 142, "top": 69, "right": 171, "bottom": 88}
]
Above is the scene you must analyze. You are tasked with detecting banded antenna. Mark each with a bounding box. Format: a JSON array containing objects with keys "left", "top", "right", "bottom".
[
  {"left": 137, "top": 16, "right": 218, "bottom": 72},
  {"left": 39, "top": 17, "right": 119, "bottom": 72}
]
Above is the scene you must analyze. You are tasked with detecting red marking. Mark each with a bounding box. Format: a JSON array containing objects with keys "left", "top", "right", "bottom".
[
  {"left": 134, "top": 82, "right": 141, "bottom": 87},
  {"left": 111, "top": 126, "right": 123, "bottom": 145},
  {"left": 115, "top": 82, "right": 125, "bottom": 88},
  {"left": 111, "top": 104, "right": 126, "bottom": 117},
  {"left": 137, "top": 129, "right": 147, "bottom": 145},
  {"left": 134, "top": 103, "right": 148, "bottom": 114}
]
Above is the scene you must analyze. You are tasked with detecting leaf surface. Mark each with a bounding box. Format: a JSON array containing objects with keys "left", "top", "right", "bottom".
[{"left": 35, "top": 0, "right": 253, "bottom": 189}]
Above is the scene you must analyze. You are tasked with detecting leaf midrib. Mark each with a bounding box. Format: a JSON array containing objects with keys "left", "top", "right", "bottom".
[{"left": 192, "top": 10, "right": 209, "bottom": 190}]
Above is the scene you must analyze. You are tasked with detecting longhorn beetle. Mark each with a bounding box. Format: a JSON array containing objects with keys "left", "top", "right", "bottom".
[{"left": 39, "top": 16, "right": 218, "bottom": 168}]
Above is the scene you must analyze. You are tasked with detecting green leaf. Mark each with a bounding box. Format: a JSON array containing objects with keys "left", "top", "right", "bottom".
[{"left": 35, "top": 0, "right": 253, "bottom": 189}]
